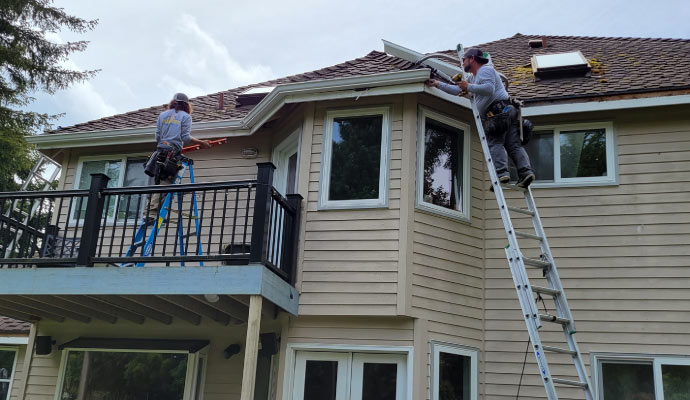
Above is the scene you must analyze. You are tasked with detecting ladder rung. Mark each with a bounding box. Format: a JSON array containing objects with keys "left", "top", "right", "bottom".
[
  {"left": 523, "top": 257, "right": 551, "bottom": 269},
  {"left": 552, "top": 378, "right": 588, "bottom": 388},
  {"left": 501, "top": 183, "right": 525, "bottom": 192},
  {"left": 539, "top": 314, "right": 571, "bottom": 325},
  {"left": 532, "top": 286, "right": 561, "bottom": 297},
  {"left": 542, "top": 346, "right": 577, "bottom": 356},
  {"left": 507, "top": 206, "right": 535, "bottom": 216},
  {"left": 515, "top": 230, "right": 543, "bottom": 241}
]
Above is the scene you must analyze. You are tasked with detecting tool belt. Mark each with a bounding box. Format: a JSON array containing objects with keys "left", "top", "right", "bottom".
[
  {"left": 144, "top": 143, "right": 185, "bottom": 184},
  {"left": 482, "top": 99, "right": 533, "bottom": 145}
]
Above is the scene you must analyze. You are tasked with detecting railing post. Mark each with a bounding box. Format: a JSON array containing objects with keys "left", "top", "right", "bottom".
[
  {"left": 249, "top": 163, "right": 275, "bottom": 264},
  {"left": 282, "top": 194, "right": 303, "bottom": 285},
  {"left": 77, "top": 173, "right": 109, "bottom": 267}
]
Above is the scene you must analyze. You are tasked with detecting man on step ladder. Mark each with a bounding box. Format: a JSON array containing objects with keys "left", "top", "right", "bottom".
[{"left": 427, "top": 47, "right": 536, "bottom": 187}]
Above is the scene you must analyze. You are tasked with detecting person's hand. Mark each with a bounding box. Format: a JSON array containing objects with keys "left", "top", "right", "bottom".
[
  {"left": 201, "top": 140, "right": 212, "bottom": 149},
  {"left": 458, "top": 80, "right": 469, "bottom": 91},
  {"left": 425, "top": 79, "right": 440, "bottom": 88}
]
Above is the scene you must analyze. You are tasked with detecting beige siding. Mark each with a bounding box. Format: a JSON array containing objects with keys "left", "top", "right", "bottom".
[
  {"left": 298, "top": 96, "right": 405, "bottom": 316},
  {"left": 482, "top": 108, "right": 690, "bottom": 399},
  {"left": 25, "top": 316, "right": 282, "bottom": 400}
]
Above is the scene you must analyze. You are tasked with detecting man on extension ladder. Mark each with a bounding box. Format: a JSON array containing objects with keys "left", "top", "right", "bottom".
[{"left": 427, "top": 48, "right": 536, "bottom": 187}]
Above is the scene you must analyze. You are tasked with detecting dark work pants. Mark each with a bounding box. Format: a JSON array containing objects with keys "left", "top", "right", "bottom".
[{"left": 484, "top": 106, "right": 533, "bottom": 179}]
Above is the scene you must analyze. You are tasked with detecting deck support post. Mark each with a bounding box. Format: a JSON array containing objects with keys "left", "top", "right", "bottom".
[{"left": 240, "top": 295, "right": 263, "bottom": 400}]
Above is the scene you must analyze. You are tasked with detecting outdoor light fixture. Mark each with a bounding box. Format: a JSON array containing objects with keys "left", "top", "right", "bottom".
[
  {"left": 203, "top": 294, "right": 220, "bottom": 303},
  {"left": 242, "top": 148, "right": 259, "bottom": 159},
  {"left": 223, "top": 344, "right": 241, "bottom": 359}
]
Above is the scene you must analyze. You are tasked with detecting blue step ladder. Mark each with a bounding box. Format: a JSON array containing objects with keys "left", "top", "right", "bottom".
[{"left": 123, "top": 156, "right": 203, "bottom": 267}]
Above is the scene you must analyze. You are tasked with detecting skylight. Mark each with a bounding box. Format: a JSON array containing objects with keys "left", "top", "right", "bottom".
[
  {"left": 531, "top": 51, "right": 591, "bottom": 79},
  {"left": 240, "top": 86, "right": 275, "bottom": 96},
  {"left": 236, "top": 86, "right": 276, "bottom": 106}
]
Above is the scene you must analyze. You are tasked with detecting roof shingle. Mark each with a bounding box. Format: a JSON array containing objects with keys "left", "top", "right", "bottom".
[{"left": 0, "top": 316, "right": 30, "bottom": 334}]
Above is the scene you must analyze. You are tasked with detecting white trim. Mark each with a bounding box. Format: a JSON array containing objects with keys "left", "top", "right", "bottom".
[
  {"left": 0, "top": 337, "right": 28, "bottom": 345},
  {"left": 272, "top": 129, "right": 301, "bottom": 196},
  {"left": 654, "top": 357, "right": 690, "bottom": 400},
  {"left": 283, "top": 343, "right": 414, "bottom": 400},
  {"left": 529, "top": 121, "right": 617, "bottom": 187},
  {"left": 416, "top": 107, "right": 472, "bottom": 222},
  {"left": 0, "top": 346, "right": 18, "bottom": 400},
  {"left": 430, "top": 341, "right": 478, "bottom": 400},
  {"left": 351, "top": 352, "right": 407, "bottom": 400},
  {"left": 27, "top": 69, "right": 431, "bottom": 149},
  {"left": 53, "top": 347, "right": 203, "bottom": 400},
  {"left": 292, "top": 351, "right": 349, "bottom": 400},
  {"left": 522, "top": 94, "right": 690, "bottom": 116},
  {"left": 318, "top": 106, "right": 391, "bottom": 210}
]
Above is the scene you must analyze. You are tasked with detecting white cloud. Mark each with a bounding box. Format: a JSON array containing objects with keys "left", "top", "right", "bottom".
[{"left": 157, "top": 14, "right": 274, "bottom": 97}]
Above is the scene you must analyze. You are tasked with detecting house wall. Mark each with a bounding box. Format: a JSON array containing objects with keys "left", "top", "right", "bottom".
[
  {"left": 482, "top": 105, "right": 690, "bottom": 399},
  {"left": 24, "top": 316, "right": 282, "bottom": 400},
  {"left": 296, "top": 95, "right": 405, "bottom": 316}
]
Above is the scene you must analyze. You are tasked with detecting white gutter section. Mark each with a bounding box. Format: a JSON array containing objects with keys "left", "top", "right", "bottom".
[
  {"left": 383, "top": 39, "right": 463, "bottom": 80},
  {"left": 521, "top": 94, "right": 690, "bottom": 116},
  {"left": 0, "top": 336, "right": 29, "bottom": 345},
  {"left": 27, "top": 69, "right": 430, "bottom": 149}
]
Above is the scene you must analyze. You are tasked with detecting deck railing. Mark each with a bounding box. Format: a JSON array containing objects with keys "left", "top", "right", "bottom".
[{"left": 0, "top": 163, "right": 301, "bottom": 284}]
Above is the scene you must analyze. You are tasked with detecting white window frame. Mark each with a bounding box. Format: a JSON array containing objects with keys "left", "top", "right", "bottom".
[
  {"left": 54, "top": 346, "right": 206, "bottom": 400},
  {"left": 592, "top": 352, "right": 690, "bottom": 400},
  {"left": 71, "top": 153, "right": 150, "bottom": 225},
  {"left": 416, "top": 107, "right": 472, "bottom": 222},
  {"left": 530, "top": 121, "right": 617, "bottom": 188},
  {"left": 283, "top": 343, "right": 413, "bottom": 400},
  {"left": 272, "top": 128, "right": 301, "bottom": 196},
  {"left": 430, "top": 341, "right": 478, "bottom": 400},
  {"left": 0, "top": 346, "right": 18, "bottom": 400},
  {"left": 318, "top": 107, "right": 391, "bottom": 210}
]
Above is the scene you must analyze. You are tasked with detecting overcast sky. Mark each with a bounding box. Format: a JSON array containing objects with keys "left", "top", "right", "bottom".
[{"left": 32, "top": 0, "right": 690, "bottom": 129}]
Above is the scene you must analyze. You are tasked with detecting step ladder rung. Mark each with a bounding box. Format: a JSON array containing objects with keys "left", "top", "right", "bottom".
[
  {"left": 501, "top": 183, "right": 525, "bottom": 192},
  {"left": 542, "top": 345, "right": 577, "bottom": 356},
  {"left": 531, "top": 285, "right": 561, "bottom": 297},
  {"left": 523, "top": 257, "right": 551, "bottom": 269},
  {"left": 539, "top": 314, "right": 571, "bottom": 325},
  {"left": 507, "top": 206, "right": 535, "bottom": 216},
  {"left": 515, "top": 230, "right": 543, "bottom": 241},
  {"left": 551, "top": 378, "right": 588, "bottom": 388}
]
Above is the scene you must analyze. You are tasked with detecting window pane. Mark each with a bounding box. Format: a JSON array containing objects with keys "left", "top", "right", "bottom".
[
  {"left": 304, "top": 360, "right": 338, "bottom": 400},
  {"left": 329, "top": 115, "right": 383, "bottom": 201},
  {"left": 76, "top": 160, "right": 122, "bottom": 220},
  {"left": 362, "top": 363, "right": 397, "bottom": 400},
  {"left": 0, "top": 350, "right": 15, "bottom": 400},
  {"left": 119, "top": 158, "right": 149, "bottom": 220},
  {"left": 601, "top": 362, "right": 654, "bottom": 400},
  {"left": 439, "top": 352, "right": 471, "bottom": 400},
  {"left": 509, "top": 131, "right": 554, "bottom": 182},
  {"left": 560, "top": 129, "right": 606, "bottom": 178},
  {"left": 423, "top": 118, "right": 464, "bottom": 211},
  {"left": 60, "top": 351, "right": 188, "bottom": 400},
  {"left": 662, "top": 364, "right": 690, "bottom": 399}
]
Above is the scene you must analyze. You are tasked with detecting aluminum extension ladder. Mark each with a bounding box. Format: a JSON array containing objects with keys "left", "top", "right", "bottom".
[{"left": 470, "top": 98, "right": 595, "bottom": 400}]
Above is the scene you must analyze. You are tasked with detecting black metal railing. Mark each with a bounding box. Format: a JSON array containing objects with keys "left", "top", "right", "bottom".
[{"left": 0, "top": 163, "right": 302, "bottom": 284}]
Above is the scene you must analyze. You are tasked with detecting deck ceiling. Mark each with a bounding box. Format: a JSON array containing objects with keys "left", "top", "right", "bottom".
[{"left": 0, "top": 294, "right": 279, "bottom": 326}]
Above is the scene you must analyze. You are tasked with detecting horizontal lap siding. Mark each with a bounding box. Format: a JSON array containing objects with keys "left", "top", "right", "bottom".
[
  {"left": 286, "top": 315, "right": 414, "bottom": 347},
  {"left": 483, "top": 109, "right": 690, "bottom": 399},
  {"left": 299, "top": 98, "right": 404, "bottom": 315}
]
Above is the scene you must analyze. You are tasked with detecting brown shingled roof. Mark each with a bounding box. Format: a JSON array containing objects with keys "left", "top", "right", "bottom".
[
  {"left": 50, "top": 34, "right": 690, "bottom": 134},
  {"left": 0, "top": 316, "right": 30, "bottom": 334}
]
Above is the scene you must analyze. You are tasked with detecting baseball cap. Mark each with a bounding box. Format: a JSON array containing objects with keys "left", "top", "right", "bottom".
[
  {"left": 463, "top": 48, "right": 489, "bottom": 64},
  {"left": 173, "top": 93, "right": 189, "bottom": 104}
]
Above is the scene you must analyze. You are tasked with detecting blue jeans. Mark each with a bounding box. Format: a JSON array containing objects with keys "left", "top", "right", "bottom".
[{"left": 484, "top": 105, "right": 533, "bottom": 179}]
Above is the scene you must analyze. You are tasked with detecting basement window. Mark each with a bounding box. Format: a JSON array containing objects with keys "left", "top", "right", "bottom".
[{"left": 531, "top": 51, "right": 591, "bottom": 79}]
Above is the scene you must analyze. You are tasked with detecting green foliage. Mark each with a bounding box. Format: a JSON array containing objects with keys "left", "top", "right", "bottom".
[
  {"left": 0, "top": 0, "right": 98, "bottom": 191},
  {"left": 560, "top": 129, "right": 606, "bottom": 178},
  {"left": 423, "top": 119, "right": 461, "bottom": 209}
]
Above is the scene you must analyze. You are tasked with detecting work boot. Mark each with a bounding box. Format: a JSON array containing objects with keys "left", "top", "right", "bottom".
[{"left": 517, "top": 173, "right": 536, "bottom": 188}]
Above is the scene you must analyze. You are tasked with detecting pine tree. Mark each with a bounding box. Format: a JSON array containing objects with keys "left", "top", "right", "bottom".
[{"left": 0, "top": 0, "right": 98, "bottom": 191}]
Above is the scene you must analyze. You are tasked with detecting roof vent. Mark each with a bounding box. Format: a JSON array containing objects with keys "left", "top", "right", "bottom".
[
  {"left": 529, "top": 37, "right": 548, "bottom": 48},
  {"left": 236, "top": 86, "right": 275, "bottom": 106},
  {"left": 531, "top": 51, "right": 591, "bottom": 80}
]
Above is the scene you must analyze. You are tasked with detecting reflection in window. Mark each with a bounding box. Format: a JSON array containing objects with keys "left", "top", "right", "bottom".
[
  {"left": 60, "top": 350, "right": 188, "bottom": 400},
  {"left": 439, "top": 352, "right": 471, "bottom": 400},
  {"left": 423, "top": 118, "right": 464, "bottom": 212},
  {"left": 304, "top": 360, "right": 338, "bottom": 400},
  {"left": 118, "top": 158, "right": 150, "bottom": 220},
  {"left": 560, "top": 129, "right": 607, "bottom": 178},
  {"left": 328, "top": 115, "right": 383, "bottom": 201},
  {"left": 362, "top": 363, "right": 397, "bottom": 400},
  {"left": 75, "top": 160, "right": 122, "bottom": 220},
  {"left": 510, "top": 131, "right": 554, "bottom": 182},
  {"left": 662, "top": 364, "right": 690, "bottom": 399},
  {"left": 601, "top": 362, "right": 654, "bottom": 400},
  {"left": 0, "top": 349, "right": 16, "bottom": 400}
]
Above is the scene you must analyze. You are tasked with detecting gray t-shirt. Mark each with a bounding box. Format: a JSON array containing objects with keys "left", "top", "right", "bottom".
[
  {"left": 155, "top": 109, "right": 192, "bottom": 151},
  {"left": 436, "top": 65, "right": 509, "bottom": 115}
]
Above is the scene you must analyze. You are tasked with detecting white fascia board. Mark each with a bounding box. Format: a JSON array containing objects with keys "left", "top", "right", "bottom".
[
  {"left": 383, "top": 39, "right": 463, "bottom": 79},
  {"left": 522, "top": 94, "right": 690, "bottom": 116},
  {"left": 27, "top": 120, "right": 249, "bottom": 150},
  {"left": 27, "top": 69, "right": 430, "bottom": 148},
  {"left": 423, "top": 86, "right": 473, "bottom": 109},
  {"left": 0, "top": 336, "right": 29, "bottom": 345}
]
